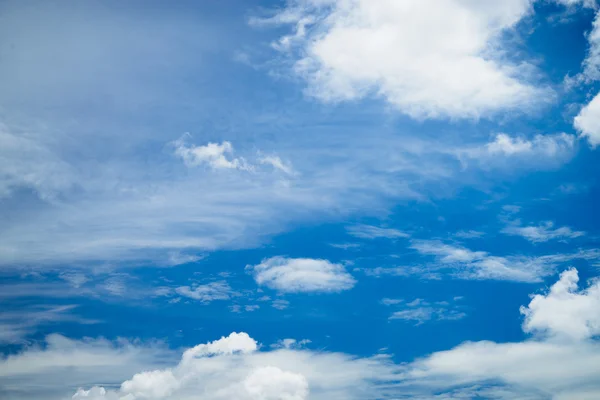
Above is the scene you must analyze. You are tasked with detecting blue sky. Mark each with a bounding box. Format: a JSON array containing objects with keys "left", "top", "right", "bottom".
[{"left": 1, "top": 0, "right": 600, "bottom": 399}]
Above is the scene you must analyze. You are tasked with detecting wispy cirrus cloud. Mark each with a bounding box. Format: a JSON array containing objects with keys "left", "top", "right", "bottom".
[
  {"left": 502, "top": 220, "right": 585, "bottom": 243},
  {"left": 174, "top": 281, "right": 234, "bottom": 303},
  {"left": 386, "top": 298, "right": 467, "bottom": 325},
  {"left": 346, "top": 224, "right": 409, "bottom": 240},
  {"left": 0, "top": 305, "right": 99, "bottom": 345},
  {"left": 409, "top": 240, "right": 600, "bottom": 282}
]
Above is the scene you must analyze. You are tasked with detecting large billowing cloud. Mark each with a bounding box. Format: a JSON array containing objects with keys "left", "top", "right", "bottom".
[
  {"left": 256, "top": 0, "right": 550, "bottom": 120},
  {"left": 402, "top": 268, "right": 600, "bottom": 399},
  {"left": 1, "top": 332, "right": 399, "bottom": 400}
]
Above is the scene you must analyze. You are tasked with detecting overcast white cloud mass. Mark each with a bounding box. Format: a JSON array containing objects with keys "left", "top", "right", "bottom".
[
  {"left": 247, "top": 257, "right": 356, "bottom": 293},
  {"left": 256, "top": 0, "right": 551, "bottom": 120}
]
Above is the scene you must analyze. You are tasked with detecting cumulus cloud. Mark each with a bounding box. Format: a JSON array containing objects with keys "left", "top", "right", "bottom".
[
  {"left": 172, "top": 135, "right": 253, "bottom": 171},
  {"left": 502, "top": 220, "right": 585, "bottom": 243},
  {"left": 570, "top": 6, "right": 600, "bottom": 148},
  {"left": 0, "top": 334, "right": 177, "bottom": 400},
  {"left": 520, "top": 268, "right": 600, "bottom": 341},
  {"left": 0, "top": 332, "right": 401, "bottom": 400},
  {"left": 574, "top": 91, "right": 600, "bottom": 147},
  {"left": 6, "top": 272, "right": 600, "bottom": 399},
  {"left": 346, "top": 225, "right": 409, "bottom": 240},
  {"left": 247, "top": 257, "right": 356, "bottom": 293},
  {"left": 256, "top": 0, "right": 551, "bottom": 120},
  {"left": 401, "top": 268, "right": 600, "bottom": 398}
]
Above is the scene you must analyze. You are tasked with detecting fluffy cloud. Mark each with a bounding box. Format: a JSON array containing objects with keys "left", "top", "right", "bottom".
[
  {"left": 256, "top": 0, "right": 550, "bottom": 120},
  {"left": 247, "top": 257, "right": 356, "bottom": 293},
  {"left": 574, "top": 92, "right": 600, "bottom": 147},
  {"left": 172, "top": 135, "right": 252, "bottom": 171},
  {"left": 401, "top": 268, "right": 600, "bottom": 399},
  {"left": 502, "top": 220, "right": 585, "bottom": 243},
  {"left": 571, "top": 5, "right": 600, "bottom": 148},
  {"left": 5, "top": 271, "right": 600, "bottom": 399},
  {"left": 0, "top": 332, "right": 401, "bottom": 400},
  {"left": 0, "top": 334, "right": 177, "bottom": 400},
  {"left": 520, "top": 268, "right": 600, "bottom": 341}
]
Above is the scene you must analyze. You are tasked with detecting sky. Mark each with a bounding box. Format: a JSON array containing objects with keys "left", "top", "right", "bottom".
[{"left": 1, "top": 0, "right": 600, "bottom": 399}]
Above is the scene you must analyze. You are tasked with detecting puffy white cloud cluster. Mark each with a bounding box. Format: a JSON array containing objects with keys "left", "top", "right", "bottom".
[
  {"left": 3, "top": 271, "right": 600, "bottom": 399},
  {"left": 257, "top": 0, "right": 550, "bottom": 120},
  {"left": 66, "top": 332, "right": 395, "bottom": 400},
  {"left": 521, "top": 268, "right": 600, "bottom": 341},
  {"left": 403, "top": 268, "right": 600, "bottom": 399},
  {"left": 247, "top": 257, "right": 356, "bottom": 293}
]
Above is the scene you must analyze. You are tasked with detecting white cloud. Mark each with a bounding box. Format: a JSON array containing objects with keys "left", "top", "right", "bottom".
[
  {"left": 247, "top": 257, "right": 356, "bottom": 293},
  {"left": 6, "top": 273, "right": 600, "bottom": 399},
  {"left": 0, "top": 332, "right": 401, "bottom": 400},
  {"left": 242, "top": 366, "right": 309, "bottom": 400},
  {"left": 0, "top": 334, "right": 176, "bottom": 400},
  {"left": 574, "top": 91, "right": 600, "bottom": 147},
  {"left": 0, "top": 0, "right": 583, "bottom": 270},
  {"left": 257, "top": 0, "right": 551, "bottom": 120},
  {"left": 175, "top": 281, "right": 233, "bottom": 303},
  {"left": 454, "top": 230, "right": 485, "bottom": 239},
  {"left": 259, "top": 155, "right": 296, "bottom": 175},
  {"left": 346, "top": 225, "right": 409, "bottom": 240},
  {"left": 520, "top": 268, "right": 600, "bottom": 341},
  {"left": 460, "top": 133, "right": 577, "bottom": 166},
  {"left": 271, "top": 339, "right": 312, "bottom": 349},
  {"left": 0, "top": 305, "right": 97, "bottom": 344},
  {"left": 172, "top": 135, "right": 253, "bottom": 171},
  {"left": 502, "top": 220, "right": 585, "bottom": 243},
  {"left": 573, "top": 7, "right": 600, "bottom": 84},
  {"left": 387, "top": 298, "right": 466, "bottom": 325},
  {"left": 272, "top": 299, "right": 290, "bottom": 310},
  {"left": 0, "top": 124, "right": 75, "bottom": 200},
  {"left": 410, "top": 240, "right": 599, "bottom": 282},
  {"left": 400, "top": 268, "right": 600, "bottom": 398},
  {"left": 380, "top": 298, "right": 403, "bottom": 306}
]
